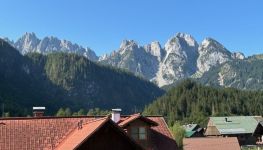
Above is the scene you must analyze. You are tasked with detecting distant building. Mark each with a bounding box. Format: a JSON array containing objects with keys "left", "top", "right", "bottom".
[
  {"left": 183, "top": 137, "right": 240, "bottom": 150},
  {"left": 0, "top": 109, "right": 178, "bottom": 150},
  {"left": 183, "top": 124, "right": 204, "bottom": 138},
  {"left": 205, "top": 116, "right": 263, "bottom": 145},
  {"left": 253, "top": 121, "right": 263, "bottom": 144}
]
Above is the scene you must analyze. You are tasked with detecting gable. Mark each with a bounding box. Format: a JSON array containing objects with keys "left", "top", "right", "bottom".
[
  {"left": 118, "top": 114, "right": 158, "bottom": 128},
  {"left": 205, "top": 118, "right": 220, "bottom": 136},
  {"left": 0, "top": 115, "right": 177, "bottom": 150},
  {"left": 56, "top": 118, "right": 144, "bottom": 150},
  {"left": 76, "top": 121, "right": 144, "bottom": 150},
  {"left": 253, "top": 121, "right": 263, "bottom": 136}
]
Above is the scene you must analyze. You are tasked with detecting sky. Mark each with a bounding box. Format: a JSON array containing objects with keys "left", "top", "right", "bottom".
[{"left": 0, "top": 0, "right": 262, "bottom": 56}]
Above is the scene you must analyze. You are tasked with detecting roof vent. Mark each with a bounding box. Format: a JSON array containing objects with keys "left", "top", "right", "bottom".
[
  {"left": 111, "top": 108, "right": 121, "bottom": 123},
  {"left": 33, "top": 107, "right": 45, "bottom": 117},
  {"left": 225, "top": 117, "right": 232, "bottom": 122}
]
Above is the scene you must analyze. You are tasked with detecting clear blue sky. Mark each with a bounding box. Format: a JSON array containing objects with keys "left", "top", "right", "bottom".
[{"left": 0, "top": 0, "right": 262, "bottom": 56}]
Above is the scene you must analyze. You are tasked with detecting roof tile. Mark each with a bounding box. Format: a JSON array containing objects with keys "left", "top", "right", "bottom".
[
  {"left": 183, "top": 137, "right": 240, "bottom": 150},
  {"left": 0, "top": 115, "right": 177, "bottom": 150}
]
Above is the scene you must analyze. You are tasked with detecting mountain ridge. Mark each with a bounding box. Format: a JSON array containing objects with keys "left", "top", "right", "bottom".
[
  {"left": 2, "top": 32, "right": 247, "bottom": 88},
  {"left": 0, "top": 39, "right": 164, "bottom": 116}
]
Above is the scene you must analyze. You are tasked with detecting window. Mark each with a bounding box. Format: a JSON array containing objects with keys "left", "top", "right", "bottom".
[
  {"left": 139, "top": 127, "right": 146, "bottom": 140},
  {"left": 131, "top": 127, "right": 147, "bottom": 140}
]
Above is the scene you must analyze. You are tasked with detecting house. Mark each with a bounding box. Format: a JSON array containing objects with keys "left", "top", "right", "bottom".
[
  {"left": 183, "top": 124, "right": 204, "bottom": 138},
  {"left": 0, "top": 108, "right": 178, "bottom": 150},
  {"left": 183, "top": 137, "right": 240, "bottom": 150},
  {"left": 205, "top": 116, "right": 262, "bottom": 145},
  {"left": 253, "top": 121, "right": 263, "bottom": 145}
]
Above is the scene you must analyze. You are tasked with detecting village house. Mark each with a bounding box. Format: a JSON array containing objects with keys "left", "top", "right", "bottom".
[
  {"left": 183, "top": 124, "right": 204, "bottom": 138},
  {"left": 205, "top": 116, "right": 263, "bottom": 146},
  {"left": 0, "top": 108, "right": 178, "bottom": 150}
]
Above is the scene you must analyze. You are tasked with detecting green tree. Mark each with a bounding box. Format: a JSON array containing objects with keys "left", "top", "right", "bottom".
[
  {"left": 77, "top": 109, "right": 85, "bottom": 116},
  {"left": 65, "top": 107, "right": 72, "bottom": 116},
  {"left": 4, "top": 112, "right": 10, "bottom": 117},
  {"left": 56, "top": 108, "right": 65, "bottom": 116},
  {"left": 87, "top": 108, "right": 110, "bottom": 115},
  {"left": 170, "top": 123, "right": 185, "bottom": 149}
]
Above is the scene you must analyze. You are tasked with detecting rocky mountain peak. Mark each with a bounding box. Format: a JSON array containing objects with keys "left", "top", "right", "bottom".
[
  {"left": 8, "top": 33, "right": 98, "bottom": 61},
  {"left": 120, "top": 40, "right": 138, "bottom": 48},
  {"left": 165, "top": 33, "right": 198, "bottom": 54},
  {"left": 231, "top": 52, "right": 245, "bottom": 60},
  {"left": 196, "top": 38, "right": 232, "bottom": 75},
  {"left": 23, "top": 32, "right": 38, "bottom": 40},
  {"left": 176, "top": 32, "right": 197, "bottom": 47},
  {"left": 119, "top": 40, "right": 140, "bottom": 55},
  {"left": 1, "top": 37, "right": 14, "bottom": 45},
  {"left": 15, "top": 32, "right": 40, "bottom": 54},
  {"left": 155, "top": 33, "right": 199, "bottom": 87},
  {"left": 144, "top": 41, "right": 164, "bottom": 61},
  {"left": 199, "top": 38, "right": 229, "bottom": 53}
]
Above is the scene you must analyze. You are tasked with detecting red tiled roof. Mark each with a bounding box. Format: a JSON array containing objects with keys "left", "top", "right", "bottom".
[
  {"left": 0, "top": 115, "right": 177, "bottom": 150},
  {"left": 56, "top": 117, "right": 109, "bottom": 150},
  {"left": 183, "top": 137, "right": 240, "bottom": 150},
  {"left": 118, "top": 113, "right": 158, "bottom": 127},
  {"left": 0, "top": 116, "right": 96, "bottom": 150},
  {"left": 148, "top": 117, "right": 178, "bottom": 150}
]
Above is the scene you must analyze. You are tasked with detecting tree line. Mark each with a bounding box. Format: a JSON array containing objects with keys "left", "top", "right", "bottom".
[
  {"left": 143, "top": 79, "right": 263, "bottom": 127},
  {"left": 55, "top": 107, "right": 111, "bottom": 116}
]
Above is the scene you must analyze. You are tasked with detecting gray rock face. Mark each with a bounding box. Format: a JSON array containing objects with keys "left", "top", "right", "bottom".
[
  {"left": 15, "top": 32, "right": 40, "bottom": 54},
  {"left": 144, "top": 41, "right": 165, "bottom": 61},
  {"left": 100, "top": 33, "right": 244, "bottom": 87},
  {"left": 155, "top": 33, "right": 199, "bottom": 86},
  {"left": 100, "top": 33, "right": 200, "bottom": 87},
  {"left": 196, "top": 38, "right": 232, "bottom": 76},
  {"left": 3, "top": 32, "right": 248, "bottom": 87},
  {"left": 200, "top": 57, "right": 263, "bottom": 90},
  {"left": 99, "top": 40, "right": 161, "bottom": 80},
  {"left": 231, "top": 52, "right": 245, "bottom": 60},
  {"left": 7, "top": 32, "right": 98, "bottom": 61}
]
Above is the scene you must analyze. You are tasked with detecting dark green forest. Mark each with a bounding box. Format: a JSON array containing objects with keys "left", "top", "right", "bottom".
[
  {"left": 0, "top": 39, "right": 164, "bottom": 116},
  {"left": 143, "top": 79, "right": 263, "bottom": 126},
  {"left": 2, "top": 37, "right": 263, "bottom": 128}
]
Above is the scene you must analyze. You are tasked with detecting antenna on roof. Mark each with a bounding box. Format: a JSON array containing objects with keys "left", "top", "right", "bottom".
[{"left": 78, "top": 120, "right": 83, "bottom": 130}]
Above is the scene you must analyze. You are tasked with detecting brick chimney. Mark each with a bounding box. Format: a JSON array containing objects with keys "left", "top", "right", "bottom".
[
  {"left": 33, "top": 107, "right": 45, "bottom": 117},
  {"left": 111, "top": 108, "right": 121, "bottom": 123}
]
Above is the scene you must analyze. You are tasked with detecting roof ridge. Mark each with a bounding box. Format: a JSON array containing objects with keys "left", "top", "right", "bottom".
[
  {"left": 83, "top": 116, "right": 109, "bottom": 125},
  {"left": 55, "top": 117, "right": 110, "bottom": 149},
  {"left": 69, "top": 118, "right": 110, "bottom": 149},
  {"left": 0, "top": 116, "right": 105, "bottom": 120},
  {"left": 161, "top": 117, "right": 174, "bottom": 138}
]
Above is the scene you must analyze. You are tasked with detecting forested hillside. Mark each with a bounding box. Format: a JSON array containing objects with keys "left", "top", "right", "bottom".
[
  {"left": 143, "top": 79, "right": 263, "bottom": 126},
  {"left": 0, "top": 39, "right": 164, "bottom": 116}
]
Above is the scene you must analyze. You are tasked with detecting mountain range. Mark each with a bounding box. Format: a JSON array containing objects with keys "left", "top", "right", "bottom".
[
  {"left": 5, "top": 32, "right": 263, "bottom": 90},
  {"left": 3, "top": 32, "right": 98, "bottom": 61},
  {"left": 0, "top": 39, "right": 163, "bottom": 116}
]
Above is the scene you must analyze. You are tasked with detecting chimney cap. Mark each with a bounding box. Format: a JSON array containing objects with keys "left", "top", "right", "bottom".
[
  {"left": 33, "top": 107, "right": 46, "bottom": 110},
  {"left": 112, "top": 108, "right": 122, "bottom": 112}
]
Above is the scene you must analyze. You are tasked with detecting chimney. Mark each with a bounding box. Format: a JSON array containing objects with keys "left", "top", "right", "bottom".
[
  {"left": 33, "top": 107, "right": 45, "bottom": 117},
  {"left": 111, "top": 108, "right": 121, "bottom": 123}
]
